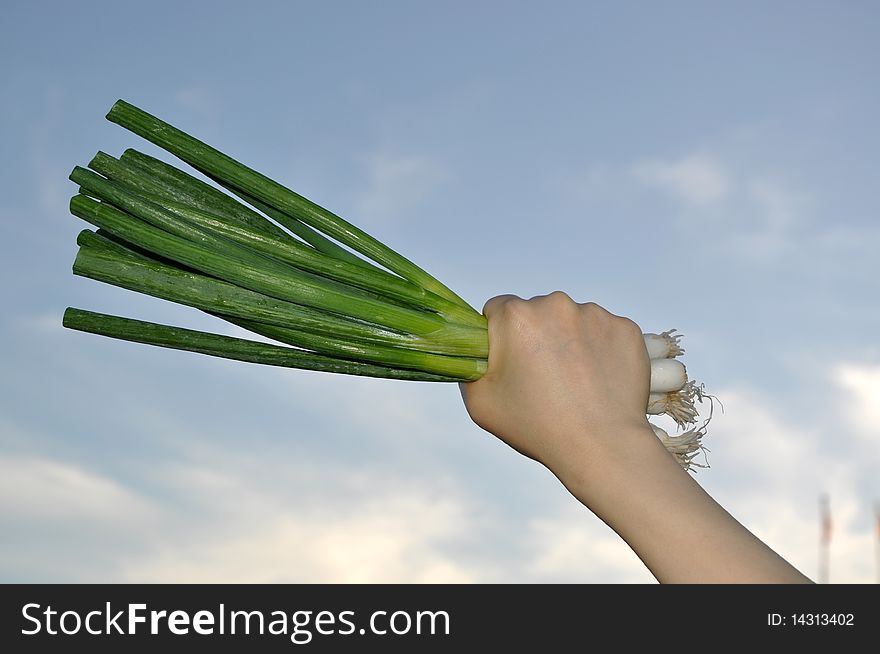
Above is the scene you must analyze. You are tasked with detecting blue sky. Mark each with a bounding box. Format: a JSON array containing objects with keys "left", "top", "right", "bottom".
[{"left": 1, "top": 1, "right": 878, "bottom": 582}]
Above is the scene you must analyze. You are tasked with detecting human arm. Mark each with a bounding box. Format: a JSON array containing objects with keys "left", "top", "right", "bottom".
[{"left": 459, "top": 292, "right": 811, "bottom": 584}]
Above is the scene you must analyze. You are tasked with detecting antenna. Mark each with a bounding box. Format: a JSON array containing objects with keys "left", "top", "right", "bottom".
[
  {"left": 818, "top": 494, "right": 831, "bottom": 584},
  {"left": 874, "top": 500, "right": 879, "bottom": 585}
]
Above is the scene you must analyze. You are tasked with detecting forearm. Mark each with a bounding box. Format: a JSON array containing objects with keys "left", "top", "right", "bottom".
[
  {"left": 558, "top": 425, "right": 813, "bottom": 584},
  {"left": 461, "top": 294, "right": 810, "bottom": 583}
]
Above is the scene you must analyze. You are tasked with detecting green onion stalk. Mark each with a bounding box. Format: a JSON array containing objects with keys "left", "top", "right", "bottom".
[{"left": 64, "top": 101, "right": 710, "bottom": 469}]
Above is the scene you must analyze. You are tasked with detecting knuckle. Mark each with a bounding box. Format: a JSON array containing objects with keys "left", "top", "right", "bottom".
[
  {"left": 503, "top": 297, "right": 530, "bottom": 319},
  {"left": 579, "top": 301, "right": 606, "bottom": 318},
  {"left": 486, "top": 296, "right": 530, "bottom": 328},
  {"left": 537, "top": 290, "right": 576, "bottom": 311},
  {"left": 618, "top": 316, "right": 642, "bottom": 334},
  {"left": 547, "top": 290, "right": 573, "bottom": 303},
  {"left": 482, "top": 294, "right": 520, "bottom": 317}
]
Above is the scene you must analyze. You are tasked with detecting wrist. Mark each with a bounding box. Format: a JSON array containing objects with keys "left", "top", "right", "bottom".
[{"left": 551, "top": 421, "right": 676, "bottom": 512}]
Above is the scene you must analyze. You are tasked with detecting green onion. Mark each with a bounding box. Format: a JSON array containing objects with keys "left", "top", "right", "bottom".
[
  {"left": 144, "top": 197, "right": 481, "bottom": 326},
  {"left": 73, "top": 231, "right": 425, "bottom": 350},
  {"left": 106, "top": 99, "right": 474, "bottom": 309},
  {"left": 80, "top": 159, "right": 480, "bottom": 325},
  {"left": 62, "top": 308, "right": 460, "bottom": 382},
  {"left": 88, "top": 151, "right": 292, "bottom": 241},
  {"left": 68, "top": 190, "right": 478, "bottom": 345},
  {"left": 64, "top": 97, "right": 491, "bottom": 380},
  {"left": 64, "top": 100, "right": 710, "bottom": 468},
  {"left": 120, "top": 148, "right": 367, "bottom": 266}
]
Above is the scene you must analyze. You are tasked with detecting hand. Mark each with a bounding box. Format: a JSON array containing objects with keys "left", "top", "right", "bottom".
[
  {"left": 460, "top": 291, "right": 811, "bottom": 583},
  {"left": 459, "top": 292, "right": 656, "bottom": 490}
]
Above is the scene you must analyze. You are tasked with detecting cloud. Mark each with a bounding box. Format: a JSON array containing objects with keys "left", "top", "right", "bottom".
[
  {"left": 113, "top": 446, "right": 485, "bottom": 583},
  {"left": 11, "top": 311, "right": 65, "bottom": 334},
  {"left": 732, "top": 492, "right": 875, "bottom": 584},
  {"left": 633, "top": 154, "right": 730, "bottom": 205},
  {"left": 702, "top": 387, "right": 875, "bottom": 582},
  {"left": 0, "top": 454, "right": 161, "bottom": 581},
  {"left": 525, "top": 503, "right": 654, "bottom": 583},
  {"left": 627, "top": 148, "right": 833, "bottom": 265},
  {"left": 356, "top": 152, "right": 447, "bottom": 223},
  {"left": 0, "top": 443, "right": 484, "bottom": 583},
  {"left": 2, "top": 341, "right": 877, "bottom": 583},
  {"left": 0, "top": 455, "right": 157, "bottom": 524},
  {"left": 748, "top": 176, "right": 806, "bottom": 233},
  {"left": 834, "top": 363, "right": 880, "bottom": 443},
  {"left": 126, "top": 490, "right": 476, "bottom": 584},
  {"left": 521, "top": 376, "right": 876, "bottom": 584},
  {"left": 714, "top": 174, "right": 814, "bottom": 261}
]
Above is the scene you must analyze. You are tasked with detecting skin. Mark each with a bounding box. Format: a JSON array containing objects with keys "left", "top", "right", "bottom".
[{"left": 460, "top": 292, "right": 812, "bottom": 584}]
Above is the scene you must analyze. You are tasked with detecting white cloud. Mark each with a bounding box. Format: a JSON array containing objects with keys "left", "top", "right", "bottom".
[
  {"left": 834, "top": 363, "right": 880, "bottom": 443},
  {"left": 113, "top": 448, "right": 483, "bottom": 583},
  {"left": 3, "top": 356, "right": 877, "bottom": 583},
  {"left": 748, "top": 176, "right": 805, "bottom": 233},
  {"left": 627, "top": 148, "right": 834, "bottom": 266},
  {"left": 126, "top": 492, "right": 475, "bottom": 584},
  {"left": 633, "top": 154, "right": 730, "bottom": 205},
  {"left": 356, "top": 152, "right": 447, "bottom": 223},
  {"left": 0, "top": 444, "right": 484, "bottom": 582},
  {"left": 732, "top": 491, "right": 874, "bottom": 584},
  {"left": 526, "top": 503, "right": 654, "bottom": 583},
  {"left": 0, "top": 456, "right": 157, "bottom": 524},
  {"left": 702, "top": 387, "right": 874, "bottom": 582},
  {"left": 714, "top": 175, "right": 813, "bottom": 261},
  {"left": 519, "top": 381, "right": 875, "bottom": 584},
  {"left": 12, "top": 312, "right": 65, "bottom": 333},
  {"left": 705, "top": 388, "right": 819, "bottom": 482}
]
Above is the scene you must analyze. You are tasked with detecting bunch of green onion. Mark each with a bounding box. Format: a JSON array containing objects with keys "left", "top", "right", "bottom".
[{"left": 64, "top": 100, "right": 709, "bottom": 469}]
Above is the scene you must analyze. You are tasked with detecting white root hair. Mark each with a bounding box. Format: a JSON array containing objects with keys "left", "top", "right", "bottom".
[
  {"left": 647, "top": 381, "right": 700, "bottom": 428},
  {"left": 644, "top": 329, "right": 686, "bottom": 359},
  {"left": 658, "top": 329, "right": 685, "bottom": 358},
  {"left": 654, "top": 423, "right": 710, "bottom": 471},
  {"left": 649, "top": 387, "right": 720, "bottom": 472}
]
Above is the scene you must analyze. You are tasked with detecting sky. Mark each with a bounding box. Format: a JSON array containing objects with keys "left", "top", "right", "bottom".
[{"left": 1, "top": 0, "right": 878, "bottom": 582}]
